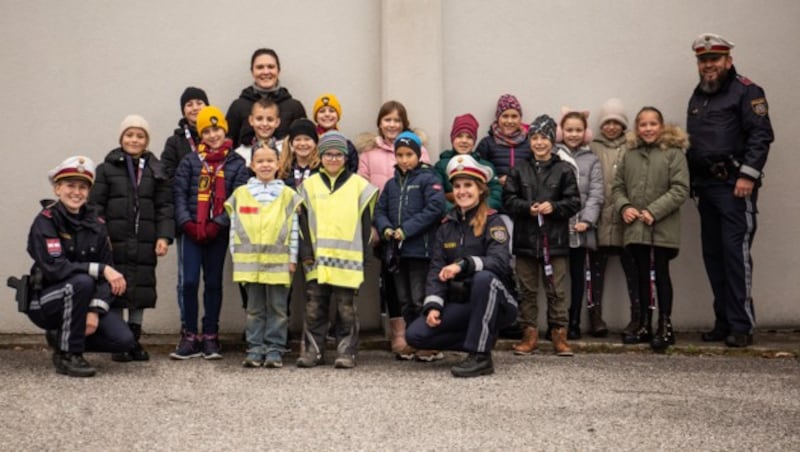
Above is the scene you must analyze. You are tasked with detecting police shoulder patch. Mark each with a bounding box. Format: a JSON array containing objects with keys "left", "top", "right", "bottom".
[
  {"left": 736, "top": 74, "right": 753, "bottom": 86},
  {"left": 489, "top": 226, "right": 508, "bottom": 243},
  {"left": 751, "top": 97, "right": 768, "bottom": 116}
]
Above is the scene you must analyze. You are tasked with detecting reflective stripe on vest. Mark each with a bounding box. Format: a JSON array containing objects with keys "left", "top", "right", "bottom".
[
  {"left": 300, "top": 173, "right": 378, "bottom": 288},
  {"left": 225, "top": 186, "right": 302, "bottom": 285}
]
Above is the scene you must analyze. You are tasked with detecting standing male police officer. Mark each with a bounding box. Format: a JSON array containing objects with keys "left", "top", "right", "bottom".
[{"left": 686, "top": 33, "right": 774, "bottom": 347}]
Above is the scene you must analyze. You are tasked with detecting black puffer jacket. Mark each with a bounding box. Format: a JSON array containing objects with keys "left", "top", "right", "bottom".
[
  {"left": 89, "top": 148, "right": 174, "bottom": 309},
  {"left": 475, "top": 133, "right": 531, "bottom": 178},
  {"left": 503, "top": 155, "right": 581, "bottom": 258},
  {"left": 225, "top": 85, "right": 307, "bottom": 147},
  {"left": 161, "top": 118, "right": 199, "bottom": 182}
]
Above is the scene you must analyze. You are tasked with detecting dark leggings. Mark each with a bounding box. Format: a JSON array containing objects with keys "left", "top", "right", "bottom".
[
  {"left": 568, "top": 248, "right": 597, "bottom": 321},
  {"left": 627, "top": 244, "right": 678, "bottom": 316},
  {"left": 591, "top": 246, "right": 639, "bottom": 309}
]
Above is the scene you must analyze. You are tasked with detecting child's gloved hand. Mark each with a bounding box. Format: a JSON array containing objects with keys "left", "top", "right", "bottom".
[
  {"left": 182, "top": 221, "right": 206, "bottom": 243},
  {"left": 205, "top": 222, "right": 221, "bottom": 240}
]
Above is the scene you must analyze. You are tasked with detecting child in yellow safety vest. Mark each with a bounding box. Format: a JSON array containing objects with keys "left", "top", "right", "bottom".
[
  {"left": 296, "top": 131, "right": 378, "bottom": 369},
  {"left": 225, "top": 142, "right": 302, "bottom": 368}
]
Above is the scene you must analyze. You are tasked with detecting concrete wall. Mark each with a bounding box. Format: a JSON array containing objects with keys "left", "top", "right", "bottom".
[{"left": 1, "top": 0, "right": 798, "bottom": 334}]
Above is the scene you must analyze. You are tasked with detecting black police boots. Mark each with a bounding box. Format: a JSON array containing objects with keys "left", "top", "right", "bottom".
[
  {"left": 112, "top": 323, "right": 149, "bottom": 362},
  {"left": 451, "top": 352, "right": 494, "bottom": 378},
  {"left": 53, "top": 352, "right": 96, "bottom": 378},
  {"left": 650, "top": 316, "right": 675, "bottom": 353},
  {"left": 724, "top": 333, "right": 753, "bottom": 348},
  {"left": 128, "top": 323, "right": 150, "bottom": 361},
  {"left": 622, "top": 309, "right": 653, "bottom": 344}
]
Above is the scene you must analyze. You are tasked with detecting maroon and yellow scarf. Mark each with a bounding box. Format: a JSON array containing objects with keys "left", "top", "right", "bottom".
[{"left": 196, "top": 139, "right": 232, "bottom": 225}]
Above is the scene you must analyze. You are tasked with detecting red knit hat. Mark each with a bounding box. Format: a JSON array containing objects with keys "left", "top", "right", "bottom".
[{"left": 450, "top": 113, "right": 479, "bottom": 142}]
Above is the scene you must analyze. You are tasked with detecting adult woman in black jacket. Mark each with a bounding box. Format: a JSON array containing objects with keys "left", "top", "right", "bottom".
[
  {"left": 225, "top": 48, "right": 307, "bottom": 147},
  {"left": 406, "top": 154, "right": 518, "bottom": 378}
]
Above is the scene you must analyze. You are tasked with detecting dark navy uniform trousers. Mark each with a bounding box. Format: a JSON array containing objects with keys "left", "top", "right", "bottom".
[
  {"left": 406, "top": 271, "right": 518, "bottom": 354},
  {"left": 27, "top": 274, "right": 135, "bottom": 354},
  {"left": 696, "top": 184, "right": 758, "bottom": 335}
]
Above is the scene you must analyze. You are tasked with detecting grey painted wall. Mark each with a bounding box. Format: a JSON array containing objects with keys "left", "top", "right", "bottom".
[{"left": 1, "top": 0, "right": 798, "bottom": 334}]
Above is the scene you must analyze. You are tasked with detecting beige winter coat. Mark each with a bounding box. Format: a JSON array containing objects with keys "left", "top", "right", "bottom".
[{"left": 590, "top": 135, "right": 627, "bottom": 247}]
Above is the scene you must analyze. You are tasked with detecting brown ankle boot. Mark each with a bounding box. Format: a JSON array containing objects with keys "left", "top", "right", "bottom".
[
  {"left": 388, "top": 317, "right": 408, "bottom": 354},
  {"left": 551, "top": 327, "right": 574, "bottom": 357},
  {"left": 513, "top": 326, "right": 538, "bottom": 355}
]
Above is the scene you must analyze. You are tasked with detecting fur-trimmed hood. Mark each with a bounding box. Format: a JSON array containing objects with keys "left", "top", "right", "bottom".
[
  {"left": 354, "top": 128, "right": 428, "bottom": 154},
  {"left": 625, "top": 124, "right": 689, "bottom": 151}
]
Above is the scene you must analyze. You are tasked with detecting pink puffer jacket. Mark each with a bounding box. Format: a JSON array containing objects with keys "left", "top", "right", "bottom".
[{"left": 357, "top": 136, "right": 431, "bottom": 192}]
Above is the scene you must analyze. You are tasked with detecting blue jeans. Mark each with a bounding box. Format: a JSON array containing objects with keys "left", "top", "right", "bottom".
[
  {"left": 244, "top": 283, "right": 289, "bottom": 355},
  {"left": 179, "top": 231, "right": 228, "bottom": 335}
]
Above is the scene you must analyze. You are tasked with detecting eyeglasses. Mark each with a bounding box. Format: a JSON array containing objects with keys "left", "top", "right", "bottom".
[{"left": 322, "top": 153, "right": 344, "bottom": 160}]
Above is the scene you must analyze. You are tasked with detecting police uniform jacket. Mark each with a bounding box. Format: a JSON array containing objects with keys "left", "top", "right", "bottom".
[
  {"left": 422, "top": 207, "right": 514, "bottom": 314},
  {"left": 686, "top": 65, "right": 774, "bottom": 186},
  {"left": 502, "top": 154, "right": 581, "bottom": 258},
  {"left": 374, "top": 163, "right": 446, "bottom": 259},
  {"left": 27, "top": 201, "right": 114, "bottom": 313},
  {"left": 89, "top": 148, "right": 174, "bottom": 309}
]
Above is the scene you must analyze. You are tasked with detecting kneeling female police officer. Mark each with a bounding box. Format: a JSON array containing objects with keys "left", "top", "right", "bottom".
[
  {"left": 25, "top": 156, "right": 135, "bottom": 377},
  {"left": 406, "top": 155, "right": 518, "bottom": 377}
]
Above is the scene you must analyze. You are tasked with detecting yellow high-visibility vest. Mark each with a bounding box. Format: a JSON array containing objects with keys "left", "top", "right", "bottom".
[
  {"left": 299, "top": 172, "right": 378, "bottom": 289},
  {"left": 224, "top": 186, "right": 302, "bottom": 285}
]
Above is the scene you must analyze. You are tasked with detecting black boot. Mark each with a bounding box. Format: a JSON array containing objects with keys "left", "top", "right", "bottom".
[
  {"left": 451, "top": 352, "right": 494, "bottom": 378},
  {"left": 45, "top": 329, "right": 58, "bottom": 350},
  {"left": 588, "top": 305, "right": 609, "bottom": 338},
  {"left": 650, "top": 316, "right": 675, "bottom": 353},
  {"left": 622, "top": 309, "right": 652, "bottom": 344},
  {"left": 128, "top": 323, "right": 150, "bottom": 361},
  {"left": 567, "top": 309, "right": 582, "bottom": 340},
  {"left": 622, "top": 301, "right": 640, "bottom": 337},
  {"left": 54, "top": 352, "right": 96, "bottom": 377}
]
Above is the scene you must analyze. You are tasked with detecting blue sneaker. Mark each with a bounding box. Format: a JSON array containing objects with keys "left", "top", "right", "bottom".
[
  {"left": 201, "top": 334, "right": 222, "bottom": 360},
  {"left": 170, "top": 332, "right": 202, "bottom": 360},
  {"left": 264, "top": 351, "right": 283, "bottom": 369}
]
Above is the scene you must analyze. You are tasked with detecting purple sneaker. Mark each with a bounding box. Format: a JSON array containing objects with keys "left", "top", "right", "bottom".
[
  {"left": 201, "top": 334, "right": 222, "bottom": 360},
  {"left": 169, "top": 332, "right": 202, "bottom": 360}
]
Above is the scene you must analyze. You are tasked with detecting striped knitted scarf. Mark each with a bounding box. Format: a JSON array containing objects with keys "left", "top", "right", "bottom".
[
  {"left": 196, "top": 139, "right": 232, "bottom": 225},
  {"left": 491, "top": 122, "right": 527, "bottom": 148}
]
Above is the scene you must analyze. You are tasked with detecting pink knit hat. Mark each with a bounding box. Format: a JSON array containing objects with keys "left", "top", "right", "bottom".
[
  {"left": 495, "top": 94, "right": 522, "bottom": 119},
  {"left": 450, "top": 113, "right": 479, "bottom": 142}
]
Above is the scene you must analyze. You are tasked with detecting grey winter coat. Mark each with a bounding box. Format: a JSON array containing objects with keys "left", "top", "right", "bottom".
[
  {"left": 557, "top": 144, "right": 603, "bottom": 249},
  {"left": 612, "top": 126, "right": 690, "bottom": 250},
  {"left": 589, "top": 135, "right": 627, "bottom": 247}
]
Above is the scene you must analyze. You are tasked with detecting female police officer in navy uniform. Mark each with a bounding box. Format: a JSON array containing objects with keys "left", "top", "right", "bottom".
[
  {"left": 406, "top": 155, "right": 518, "bottom": 377},
  {"left": 25, "top": 156, "right": 135, "bottom": 377}
]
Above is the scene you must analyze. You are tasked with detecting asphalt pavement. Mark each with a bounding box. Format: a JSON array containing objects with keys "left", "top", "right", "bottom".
[{"left": 0, "top": 335, "right": 798, "bottom": 451}]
